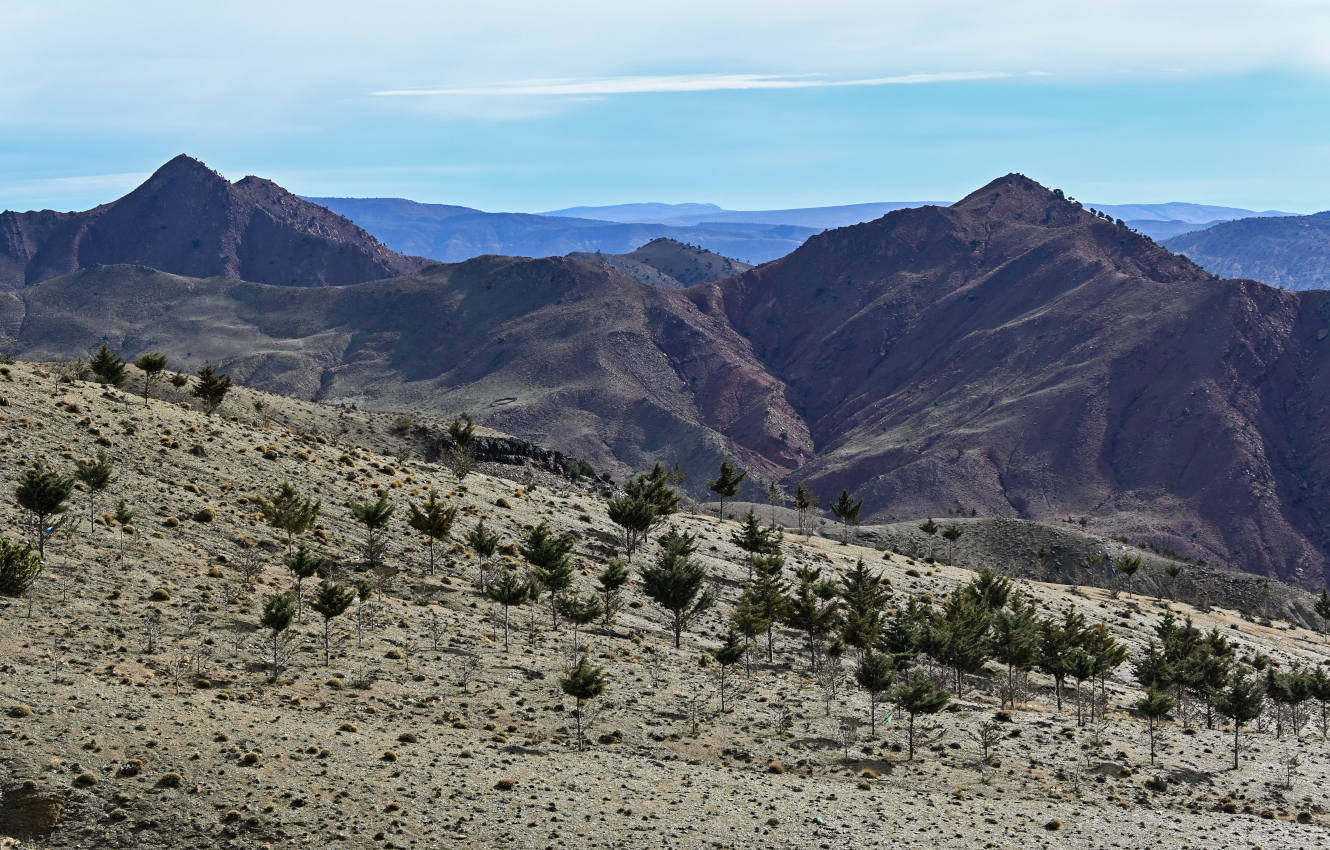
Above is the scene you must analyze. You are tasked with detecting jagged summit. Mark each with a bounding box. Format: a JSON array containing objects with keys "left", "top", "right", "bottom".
[{"left": 0, "top": 155, "right": 429, "bottom": 289}]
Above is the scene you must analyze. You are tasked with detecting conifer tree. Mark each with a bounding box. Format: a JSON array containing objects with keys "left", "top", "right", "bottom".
[
  {"left": 596, "top": 559, "right": 630, "bottom": 628},
  {"left": 260, "top": 591, "right": 296, "bottom": 681},
  {"left": 894, "top": 677, "right": 949, "bottom": 760},
  {"left": 557, "top": 593, "right": 604, "bottom": 651},
  {"left": 785, "top": 564, "right": 840, "bottom": 668},
  {"left": 89, "top": 343, "right": 127, "bottom": 387},
  {"left": 991, "top": 592, "right": 1040, "bottom": 709},
  {"left": 1083, "top": 622, "right": 1127, "bottom": 722},
  {"left": 706, "top": 459, "right": 746, "bottom": 520},
  {"left": 1137, "top": 688, "right": 1175, "bottom": 764},
  {"left": 764, "top": 480, "right": 784, "bottom": 526},
  {"left": 444, "top": 415, "right": 476, "bottom": 481},
  {"left": 1163, "top": 562, "right": 1183, "bottom": 599},
  {"left": 839, "top": 558, "right": 890, "bottom": 657},
  {"left": 14, "top": 459, "right": 74, "bottom": 559},
  {"left": 711, "top": 627, "right": 746, "bottom": 712},
  {"left": 1114, "top": 553, "right": 1142, "bottom": 594},
  {"left": 743, "top": 553, "right": 789, "bottom": 662},
  {"left": 560, "top": 655, "right": 606, "bottom": 751},
  {"left": 309, "top": 580, "right": 355, "bottom": 665},
  {"left": 1316, "top": 589, "right": 1330, "bottom": 643},
  {"left": 730, "top": 509, "right": 779, "bottom": 577},
  {"left": 191, "top": 362, "right": 232, "bottom": 414},
  {"left": 257, "top": 482, "right": 321, "bottom": 551},
  {"left": 349, "top": 493, "right": 395, "bottom": 567},
  {"left": 0, "top": 539, "right": 43, "bottom": 605},
  {"left": 285, "top": 543, "right": 326, "bottom": 621},
  {"left": 855, "top": 650, "right": 895, "bottom": 735},
  {"left": 607, "top": 489, "right": 656, "bottom": 561},
  {"left": 521, "top": 521, "right": 576, "bottom": 628},
  {"left": 486, "top": 569, "right": 532, "bottom": 651},
  {"left": 829, "top": 489, "right": 862, "bottom": 544},
  {"left": 640, "top": 527, "right": 714, "bottom": 648},
  {"left": 73, "top": 451, "right": 114, "bottom": 529},
  {"left": 918, "top": 518, "right": 940, "bottom": 560},
  {"left": 464, "top": 519, "right": 501, "bottom": 591},
  {"left": 793, "top": 482, "right": 816, "bottom": 538},
  {"left": 933, "top": 589, "right": 992, "bottom": 697},
  {"left": 729, "top": 599, "right": 769, "bottom": 675},
  {"left": 1215, "top": 670, "right": 1265, "bottom": 769},
  {"left": 406, "top": 492, "right": 457, "bottom": 576},
  {"left": 1038, "top": 609, "right": 1086, "bottom": 711},
  {"left": 114, "top": 498, "right": 135, "bottom": 554},
  {"left": 940, "top": 523, "right": 964, "bottom": 563},
  {"left": 133, "top": 352, "right": 168, "bottom": 404}
]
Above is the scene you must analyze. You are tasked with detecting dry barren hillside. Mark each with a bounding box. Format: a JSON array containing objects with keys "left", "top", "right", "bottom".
[{"left": 2, "top": 362, "right": 1330, "bottom": 848}]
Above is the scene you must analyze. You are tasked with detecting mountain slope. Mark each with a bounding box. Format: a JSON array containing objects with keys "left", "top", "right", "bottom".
[
  {"left": 0, "top": 156, "right": 429, "bottom": 289},
  {"left": 568, "top": 238, "right": 752, "bottom": 289},
  {"left": 309, "top": 197, "right": 814, "bottom": 264},
  {"left": 1164, "top": 212, "right": 1330, "bottom": 290}
]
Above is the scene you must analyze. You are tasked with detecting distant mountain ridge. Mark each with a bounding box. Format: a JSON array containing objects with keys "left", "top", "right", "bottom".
[
  {"left": 0, "top": 156, "right": 428, "bottom": 289},
  {"left": 567, "top": 238, "right": 751, "bottom": 289},
  {"left": 1164, "top": 212, "right": 1330, "bottom": 291}
]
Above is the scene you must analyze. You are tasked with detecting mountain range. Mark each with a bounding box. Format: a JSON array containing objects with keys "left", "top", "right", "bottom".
[
  {"left": 1164, "top": 212, "right": 1330, "bottom": 291},
  {"left": 1, "top": 158, "right": 1329, "bottom": 583}
]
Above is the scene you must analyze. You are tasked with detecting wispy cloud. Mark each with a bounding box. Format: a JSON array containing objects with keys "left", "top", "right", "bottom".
[{"left": 372, "top": 71, "right": 1017, "bottom": 97}]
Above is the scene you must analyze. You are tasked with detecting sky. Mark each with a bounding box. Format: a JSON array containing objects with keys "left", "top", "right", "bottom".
[{"left": 2, "top": 0, "right": 1329, "bottom": 214}]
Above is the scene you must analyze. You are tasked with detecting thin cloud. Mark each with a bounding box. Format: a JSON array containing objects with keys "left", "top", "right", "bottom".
[{"left": 372, "top": 71, "right": 1016, "bottom": 97}]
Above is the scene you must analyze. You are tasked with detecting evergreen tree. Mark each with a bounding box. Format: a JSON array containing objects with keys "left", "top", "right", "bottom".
[
  {"left": 1083, "top": 623, "right": 1127, "bottom": 723},
  {"left": 764, "top": 480, "right": 784, "bottom": 526},
  {"left": 918, "top": 518, "right": 940, "bottom": 560},
  {"left": 560, "top": 655, "right": 607, "bottom": 751},
  {"left": 1163, "top": 562, "right": 1183, "bottom": 599},
  {"left": 1215, "top": 670, "right": 1265, "bottom": 770},
  {"left": 839, "top": 558, "right": 890, "bottom": 656},
  {"left": 743, "top": 552, "right": 789, "bottom": 662},
  {"left": 729, "top": 599, "right": 770, "bottom": 675},
  {"left": 521, "top": 521, "right": 575, "bottom": 629},
  {"left": 829, "top": 489, "right": 862, "bottom": 544},
  {"left": 309, "top": 580, "right": 355, "bottom": 665},
  {"left": 556, "top": 593, "right": 604, "bottom": 651},
  {"left": 284, "top": 543, "right": 326, "bottom": 621},
  {"left": 257, "top": 482, "right": 321, "bottom": 550},
  {"left": 711, "top": 628, "right": 746, "bottom": 712},
  {"left": 73, "top": 450, "right": 114, "bottom": 529},
  {"left": 894, "top": 677, "right": 950, "bottom": 759},
  {"left": 14, "top": 459, "right": 74, "bottom": 559},
  {"left": 607, "top": 489, "right": 656, "bottom": 561},
  {"left": 406, "top": 492, "right": 457, "bottom": 576},
  {"left": 940, "top": 523, "right": 964, "bottom": 563},
  {"left": 640, "top": 527, "right": 714, "bottom": 648},
  {"left": 991, "top": 592, "right": 1040, "bottom": 709},
  {"left": 1137, "top": 688, "right": 1175, "bottom": 764},
  {"left": 486, "top": 569, "right": 532, "bottom": 651},
  {"left": 965, "top": 568, "right": 1011, "bottom": 612},
  {"left": 730, "top": 509, "right": 779, "bottom": 576},
  {"left": 464, "top": 519, "right": 501, "bottom": 591},
  {"left": 793, "top": 482, "right": 816, "bottom": 538},
  {"left": 880, "top": 598, "right": 934, "bottom": 673},
  {"left": 89, "top": 343, "right": 127, "bottom": 387},
  {"left": 133, "top": 352, "right": 169, "bottom": 404},
  {"left": 785, "top": 564, "right": 840, "bottom": 668},
  {"left": 1316, "top": 589, "right": 1330, "bottom": 642},
  {"left": 0, "top": 539, "right": 43, "bottom": 603},
  {"left": 444, "top": 415, "right": 476, "bottom": 481},
  {"left": 1114, "top": 553, "right": 1142, "bottom": 594},
  {"left": 933, "top": 588, "right": 992, "bottom": 697},
  {"left": 1067, "top": 646, "right": 1096, "bottom": 726},
  {"left": 706, "top": 459, "right": 746, "bottom": 520},
  {"left": 1308, "top": 665, "right": 1330, "bottom": 739},
  {"left": 191, "top": 362, "right": 233, "bottom": 414},
  {"left": 1038, "top": 609, "right": 1086, "bottom": 712},
  {"left": 596, "top": 559, "right": 630, "bottom": 628},
  {"left": 349, "top": 493, "right": 395, "bottom": 567},
  {"left": 855, "top": 650, "right": 895, "bottom": 736},
  {"left": 260, "top": 591, "right": 296, "bottom": 680}
]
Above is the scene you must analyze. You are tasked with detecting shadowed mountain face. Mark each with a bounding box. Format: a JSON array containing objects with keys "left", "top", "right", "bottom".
[
  {"left": 0, "top": 156, "right": 429, "bottom": 288},
  {"left": 568, "top": 238, "right": 752, "bottom": 289},
  {"left": 1164, "top": 212, "right": 1330, "bottom": 291},
  {"left": 6, "top": 172, "right": 1330, "bottom": 582}
]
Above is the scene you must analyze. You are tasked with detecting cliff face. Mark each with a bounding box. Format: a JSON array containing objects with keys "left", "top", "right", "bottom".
[{"left": 0, "top": 155, "right": 428, "bottom": 289}]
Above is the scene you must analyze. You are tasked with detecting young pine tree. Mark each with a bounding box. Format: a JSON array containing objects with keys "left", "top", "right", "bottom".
[
  {"left": 0, "top": 539, "right": 43, "bottom": 611},
  {"left": 829, "top": 490, "right": 862, "bottom": 545},
  {"left": 260, "top": 591, "right": 296, "bottom": 681},
  {"left": 285, "top": 543, "right": 326, "bottom": 621},
  {"left": 991, "top": 592, "right": 1040, "bottom": 709},
  {"left": 257, "top": 482, "right": 321, "bottom": 551},
  {"left": 894, "top": 677, "right": 950, "bottom": 760},
  {"left": 1215, "top": 670, "right": 1265, "bottom": 770},
  {"left": 406, "top": 492, "right": 457, "bottom": 576},
  {"left": 730, "top": 509, "right": 779, "bottom": 577},
  {"left": 486, "top": 569, "right": 532, "bottom": 652},
  {"left": 191, "top": 363, "right": 233, "bottom": 414},
  {"left": 711, "top": 628, "right": 746, "bottom": 712},
  {"left": 73, "top": 451, "right": 114, "bottom": 529},
  {"left": 606, "top": 489, "right": 656, "bottom": 562},
  {"left": 707, "top": 459, "right": 746, "bottom": 521},
  {"left": 785, "top": 565, "right": 840, "bottom": 669},
  {"left": 133, "top": 352, "right": 168, "bottom": 404},
  {"left": 793, "top": 482, "right": 816, "bottom": 539},
  {"left": 560, "top": 655, "right": 607, "bottom": 752},
  {"left": 349, "top": 493, "right": 395, "bottom": 568},
  {"left": 596, "top": 559, "right": 630, "bottom": 628},
  {"left": 839, "top": 558, "right": 890, "bottom": 657},
  {"left": 556, "top": 593, "right": 604, "bottom": 651},
  {"left": 855, "top": 650, "right": 895, "bottom": 736},
  {"left": 640, "top": 527, "right": 714, "bottom": 649},
  {"left": 940, "top": 523, "right": 964, "bottom": 563},
  {"left": 464, "top": 519, "right": 501, "bottom": 591},
  {"left": 918, "top": 518, "right": 940, "bottom": 560},
  {"left": 1137, "top": 687, "right": 1175, "bottom": 765},
  {"left": 444, "top": 415, "right": 476, "bottom": 481},
  {"left": 309, "top": 580, "right": 355, "bottom": 666},
  {"left": 89, "top": 343, "right": 127, "bottom": 387},
  {"left": 521, "top": 521, "right": 575, "bottom": 629},
  {"left": 14, "top": 459, "right": 75, "bottom": 559},
  {"left": 1316, "top": 589, "right": 1330, "bottom": 643}
]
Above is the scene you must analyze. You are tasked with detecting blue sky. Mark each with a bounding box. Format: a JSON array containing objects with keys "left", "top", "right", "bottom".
[{"left": 2, "top": 0, "right": 1329, "bottom": 213}]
